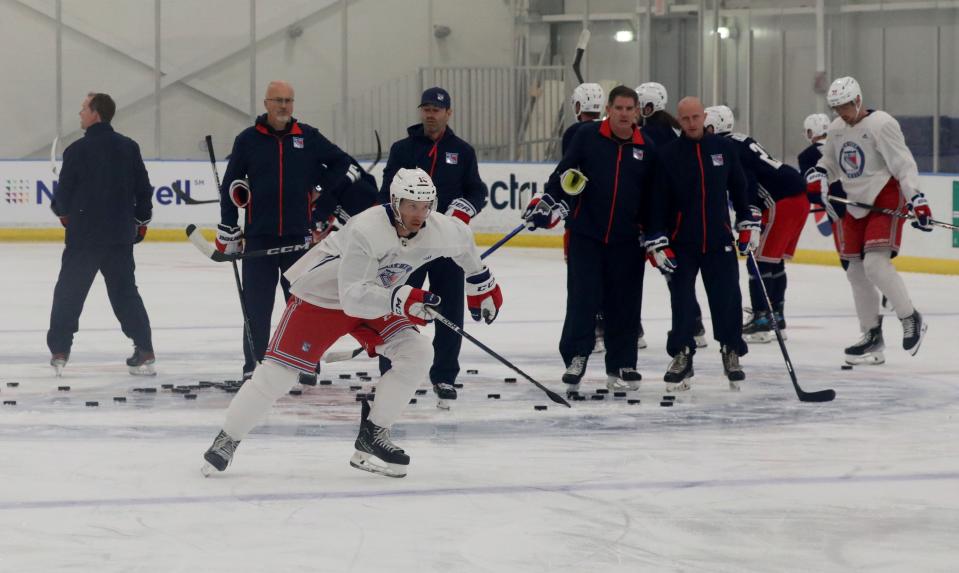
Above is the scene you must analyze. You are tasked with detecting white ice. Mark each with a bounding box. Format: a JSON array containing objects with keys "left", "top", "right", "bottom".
[{"left": 1, "top": 243, "right": 957, "bottom": 572}]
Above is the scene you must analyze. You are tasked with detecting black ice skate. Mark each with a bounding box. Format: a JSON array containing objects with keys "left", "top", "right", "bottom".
[
  {"left": 126, "top": 347, "right": 156, "bottom": 376},
  {"left": 606, "top": 368, "right": 641, "bottom": 391},
  {"left": 664, "top": 347, "right": 694, "bottom": 392},
  {"left": 694, "top": 317, "right": 708, "bottom": 348},
  {"left": 201, "top": 430, "right": 241, "bottom": 477},
  {"left": 433, "top": 382, "right": 457, "bottom": 410},
  {"left": 743, "top": 311, "right": 775, "bottom": 343},
  {"left": 350, "top": 400, "right": 409, "bottom": 478},
  {"left": 844, "top": 318, "right": 885, "bottom": 365},
  {"left": 50, "top": 352, "right": 69, "bottom": 377},
  {"left": 562, "top": 355, "right": 588, "bottom": 394},
  {"left": 721, "top": 345, "right": 746, "bottom": 390},
  {"left": 901, "top": 310, "right": 927, "bottom": 356}
]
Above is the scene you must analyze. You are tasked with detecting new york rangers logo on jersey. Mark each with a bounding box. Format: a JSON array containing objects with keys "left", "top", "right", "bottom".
[
  {"left": 445, "top": 152, "right": 459, "bottom": 165},
  {"left": 377, "top": 262, "right": 414, "bottom": 288},
  {"left": 840, "top": 141, "right": 865, "bottom": 178}
]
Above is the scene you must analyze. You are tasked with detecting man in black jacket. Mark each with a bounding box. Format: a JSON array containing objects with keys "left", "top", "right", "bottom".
[
  {"left": 48, "top": 92, "right": 155, "bottom": 376},
  {"left": 524, "top": 85, "right": 657, "bottom": 394},
  {"left": 377, "top": 87, "right": 488, "bottom": 408},
  {"left": 217, "top": 80, "right": 355, "bottom": 380},
  {"left": 646, "top": 97, "right": 760, "bottom": 391}
]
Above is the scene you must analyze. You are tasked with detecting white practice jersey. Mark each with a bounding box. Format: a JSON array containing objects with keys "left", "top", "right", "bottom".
[
  {"left": 285, "top": 205, "right": 486, "bottom": 319},
  {"left": 816, "top": 110, "right": 920, "bottom": 219}
]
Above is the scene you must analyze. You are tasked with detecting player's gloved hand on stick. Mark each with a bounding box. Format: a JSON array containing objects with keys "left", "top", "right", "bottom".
[
  {"left": 466, "top": 267, "right": 503, "bottom": 324},
  {"left": 645, "top": 234, "right": 677, "bottom": 275},
  {"left": 522, "top": 193, "right": 569, "bottom": 230},
  {"left": 736, "top": 207, "right": 762, "bottom": 255},
  {"left": 133, "top": 218, "right": 149, "bottom": 244},
  {"left": 909, "top": 192, "right": 933, "bottom": 232},
  {"left": 805, "top": 168, "right": 845, "bottom": 220},
  {"left": 392, "top": 285, "right": 441, "bottom": 327},
  {"left": 215, "top": 223, "right": 243, "bottom": 255},
  {"left": 445, "top": 198, "right": 477, "bottom": 225}
]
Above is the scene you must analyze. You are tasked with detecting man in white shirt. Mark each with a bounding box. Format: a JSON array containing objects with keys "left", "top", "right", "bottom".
[
  {"left": 201, "top": 168, "right": 503, "bottom": 478},
  {"left": 807, "top": 76, "right": 932, "bottom": 365}
]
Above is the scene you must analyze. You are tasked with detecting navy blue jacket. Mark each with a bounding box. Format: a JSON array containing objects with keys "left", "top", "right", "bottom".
[
  {"left": 545, "top": 119, "right": 657, "bottom": 244},
  {"left": 52, "top": 123, "right": 153, "bottom": 247},
  {"left": 378, "top": 124, "right": 487, "bottom": 214},
  {"left": 722, "top": 133, "right": 804, "bottom": 206},
  {"left": 649, "top": 133, "right": 753, "bottom": 253},
  {"left": 640, "top": 116, "right": 680, "bottom": 147},
  {"left": 220, "top": 114, "right": 352, "bottom": 238}
]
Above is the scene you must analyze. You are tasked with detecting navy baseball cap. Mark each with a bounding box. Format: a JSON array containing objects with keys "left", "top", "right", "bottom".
[{"left": 418, "top": 87, "right": 451, "bottom": 109}]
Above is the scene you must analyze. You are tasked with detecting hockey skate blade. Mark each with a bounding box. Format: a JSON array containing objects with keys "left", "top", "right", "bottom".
[
  {"left": 744, "top": 331, "right": 776, "bottom": 344},
  {"left": 844, "top": 352, "right": 885, "bottom": 366},
  {"left": 665, "top": 377, "right": 692, "bottom": 392},
  {"left": 728, "top": 379, "right": 742, "bottom": 392},
  {"left": 637, "top": 336, "right": 648, "bottom": 350},
  {"left": 200, "top": 462, "right": 219, "bottom": 478},
  {"left": 129, "top": 364, "right": 157, "bottom": 376},
  {"left": 436, "top": 398, "right": 452, "bottom": 410},
  {"left": 694, "top": 336, "right": 708, "bottom": 349},
  {"left": 905, "top": 322, "right": 928, "bottom": 357},
  {"left": 350, "top": 451, "right": 407, "bottom": 478},
  {"left": 606, "top": 377, "right": 639, "bottom": 392}
]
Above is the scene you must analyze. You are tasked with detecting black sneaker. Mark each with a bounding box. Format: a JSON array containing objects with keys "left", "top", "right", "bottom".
[
  {"left": 562, "top": 355, "right": 588, "bottom": 385},
  {"left": 201, "top": 430, "right": 241, "bottom": 477},
  {"left": 844, "top": 318, "right": 885, "bottom": 365},
  {"left": 350, "top": 400, "right": 409, "bottom": 478},
  {"left": 433, "top": 382, "right": 457, "bottom": 410},
  {"left": 901, "top": 310, "right": 927, "bottom": 356},
  {"left": 664, "top": 347, "right": 694, "bottom": 391},
  {"left": 126, "top": 347, "right": 156, "bottom": 376},
  {"left": 721, "top": 345, "right": 745, "bottom": 390},
  {"left": 743, "top": 311, "right": 775, "bottom": 343}
]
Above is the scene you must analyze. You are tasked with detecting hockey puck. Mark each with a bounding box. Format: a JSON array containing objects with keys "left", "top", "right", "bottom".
[
  {"left": 662, "top": 395, "right": 676, "bottom": 401},
  {"left": 359, "top": 376, "right": 372, "bottom": 382},
  {"left": 595, "top": 388, "right": 609, "bottom": 395},
  {"left": 534, "top": 405, "right": 547, "bottom": 411},
  {"left": 453, "top": 383, "right": 464, "bottom": 389},
  {"left": 841, "top": 364, "right": 853, "bottom": 370},
  {"left": 289, "top": 389, "right": 302, "bottom": 396},
  {"left": 409, "top": 398, "right": 417, "bottom": 405},
  {"left": 184, "top": 394, "right": 197, "bottom": 400},
  {"left": 6, "top": 382, "right": 19, "bottom": 388},
  {"left": 58, "top": 386, "right": 70, "bottom": 392},
  {"left": 113, "top": 396, "right": 126, "bottom": 403},
  {"left": 298, "top": 376, "right": 317, "bottom": 386},
  {"left": 172, "top": 388, "right": 189, "bottom": 394},
  {"left": 590, "top": 394, "right": 605, "bottom": 401},
  {"left": 349, "top": 385, "right": 362, "bottom": 391},
  {"left": 504, "top": 377, "right": 516, "bottom": 383},
  {"left": 628, "top": 399, "right": 640, "bottom": 405},
  {"left": 339, "top": 374, "right": 352, "bottom": 379},
  {"left": 355, "top": 371, "right": 368, "bottom": 377},
  {"left": 319, "top": 379, "right": 332, "bottom": 385},
  {"left": 659, "top": 401, "right": 674, "bottom": 407},
  {"left": 85, "top": 401, "right": 98, "bottom": 407},
  {"left": 415, "top": 389, "right": 427, "bottom": 396},
  {"left": 198, "top": 381, "right": 214, "bottom": 388},
  {"left": 224, "top": 387, "right": 239, "bottom": 393},
  {"left": 141, "top": 387, "right": 157, "bottom": 394},
  {"left": 566, "top": 391, "right": 580, "bottom": 398},
  {"left": 573, "top": 395, "right": 586, "bottom": 401},
  {"left": 3, "top": 401, "right": 15, "bottom": 406},
  {"left": 613, "top": 392, "right": 626, "bottom": 398},
  {"left": 161, "top": 384, "right": 174, "bottom": 389},
  {"left": 487, "top": 393, "right": 500, "bottom": 399},
  {"left": 467, "top": 369, "right": 479, "bottom": 375}
]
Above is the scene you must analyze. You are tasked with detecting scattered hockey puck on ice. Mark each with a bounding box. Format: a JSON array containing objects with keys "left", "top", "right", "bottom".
[
  {"left": 415, "top": 389, "right": 427, "bottom": 396},
  {"left": 628, "top": 399, "right": 641, "bottom": 405},
  {"left": 141, "top": 388, "right": 157, "bottom": 394},
  {"left": 319, "top": 379, "right": 332, "bottom": 385},
  {"left": 113, "top": 396, "right": 126, "bottom": 403},
  {"left": 172, "top": 388, "right": 189, "bottom": 394},
  {"left": 453, "top": 383, "right": 464, "bottom": 388},
  {"left": 662, "top": 395, "right": 676, "bottom": 401},
  {"left": 289, "top": 389, "right": 302, "bottom": 396},
  {"left": 349, "top": 385, "right": 362, "bottom": 391},
  {"left": 298, "top": 375, "right": 317, "bottom": 386},
  {"left": 659, "top": 401, "right": 674, "bottom": 407},
  {"left": 487, "top": 393, "right": 500, "bottom": 399},
  {"left": 6, "top": 382, "right": 19, "bottom": 388},
  {"left": 590, "top": 394, "right": 605, "bottom": 401},
  {"left": 595, "top": 389, "right": 609, "bottom": 395},
  {"left": 614, "top": 392, "right": 626, "bottom": 398},
  {"left": 355, "top": 371, "right": 368, "bottom": 377},
  {"left": 467, "top": 369, "right": 478, "bottom": 375},
  {"left": 534, "top": 405, "right": 547, "bottom": 411},
  {"left": 409, "top": 398, "right": 417, "bottom": 404},
  {"left": 161, "top": 384, "right": 174, "bottom": 389},
  {"left": 504, "top": 377, "right": 516, "bottom": 383},
  {"left": 85, "top": 401, "right": 99, "bottom": 407},
  {"left": 339, "top": 374, "right": 352, "bottom": 380},
  {"left": 841, "top": 365, "right": 853, "bottom": 370},
  {"left": 184, "top": 394, "right": 197, "bottom": 400},
  {"left": 224, "top": 387, "right": 239, "bottom": 393},
  {"left": 3, "top": 401, "right": 15, "bottom": 406},
  {"left": 359, "top": 376, "right": 372, "bottom": 382},
  {"left": 566, "top": 391, "right": 580, "bottom": 398},
  {"left": 58, "top": 386, "right": 70, "bottom": 392},
  {"left": 198, "top": 381, "right": 214, "bottom": 388},
  {"left": 573, "top": 395, "right": 586, "bottom": 401}
]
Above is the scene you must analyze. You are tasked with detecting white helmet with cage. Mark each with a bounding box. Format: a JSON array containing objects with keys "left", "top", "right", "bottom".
[
  {"left": 571, "top": 83, "right": 605, "bottom": 116},
  {"left": 635, "top": 82, "right": 668, "bottom": 117},
  {"left": 390, "top": 167, "right": 437, "bottom": 216},
  {"left": 704, "top": 105, "right": 735, "bottom": 134},
  {"left": 826, "top": 76, "right": 862, "bottom": 109},
  {"left": 803, "top": 113, "right": 831, "bottom": 142}
]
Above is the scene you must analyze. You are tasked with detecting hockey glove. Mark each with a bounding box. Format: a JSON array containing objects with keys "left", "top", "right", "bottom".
[
  {"left": 133, "top": 218, "right": 150, "bottom": 244},
  {"left": 522, "top": 193, "right": 569, "bottom": 230},
  {"left": 909, "top": 192, "right": 933, "bottom": 232},
  {"left": 806, "top": 168, "right": 842, "bottom": 220},
  {"left": 645, "top": 234, "right": 677, "bottom": 275},
  {"left": 445, "top": 198, "right": 477, "bottom": 225},
  {"left": 736, "top": 207, "right": 762, "bottom": 255},
  {"left": 560, "top": 168, "right": 588, "bottom": 196},
  {"left": 229, "top": 179, "right": 251, "bottom": 208},
  {"left": 215, "top": 223, "right": 243, "bottom": 255},
  {"left": 391, "top": 285, "right": 441, "bottom": 327},
  {"left": 465, "top": 267, "right": 503, "bottom": 324}
]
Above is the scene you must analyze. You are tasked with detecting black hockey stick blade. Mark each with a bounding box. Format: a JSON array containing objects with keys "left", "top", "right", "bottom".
[
  {"left": 172, "top": 181, "right": 218, "bottom": 205},
  {"left": 427, "top": 309, "right": 570, "bottom": 407},
  {"left": 368, "top": 130, "right": 383, "bottom": 172},
  {"left": 571, "top": 28, "right": 590, "bottom": 84}
]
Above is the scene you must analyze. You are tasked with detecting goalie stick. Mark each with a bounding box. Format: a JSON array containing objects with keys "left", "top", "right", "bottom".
[
  {"left": 571, "top": 28, "right": 590, "bottom": 84},
  {"left": 829, "top": 196, "right": 958, "bottom": 231}
]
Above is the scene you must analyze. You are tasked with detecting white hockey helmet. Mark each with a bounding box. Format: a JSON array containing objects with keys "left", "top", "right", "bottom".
[
  {"left": 803, "top": 113, "right": 831, "bottom": 142},
  {"left": 704, "top": 105, "right": 735, "bottom": 134},
  {"left": 635, "top": 82, "right": 668, "bottom": 117},
  {"left": 826, "top": 76, "right": 862, "bottom": 109},
  {"left": 571, "top": 83, "right": 605, "bottom": 115},
  {"left": 390, "top": 167, "right": 437, "bottom": 216}
]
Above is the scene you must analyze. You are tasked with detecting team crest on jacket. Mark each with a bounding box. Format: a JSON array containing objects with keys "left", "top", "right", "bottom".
[
  {"left": 293, "top": 137, "right": 304, "bottom": 149},
  {"left": 839, "top": 141, "right": 865, "bottom": 178},
  {"left": 445, "top": 152, "right": 459, "bottom": 164},
  {"left": 377, "top": 262, "right": 414, "bottom": 287},
  {"left": 711, "top": 154, "right": 724, "bottom": 166},
  {"left": 633, "top": 149, "right": 644, "bottom": 160}
]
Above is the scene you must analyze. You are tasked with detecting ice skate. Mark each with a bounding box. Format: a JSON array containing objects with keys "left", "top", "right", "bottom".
[
  {"left": 50, "top": 352, "right": 69, "bottom": 377},
  {"left": 742, "top": 311, "right": 775, "bottom": 343},
  {"left": 606, "top": 368, "right": 641, "bottom": 391},
  {"left": 844, "top": 319, "right": 885, "bottom": 365},
  {"left": 694, "top": 318, "right": 708, "bottom": 348},
  {"left": 721, "top": 345, "right": 745, "bottom": 391},
  {"left": 201, "top": 430, "right": 241, "bottom": 477},
  {"left": 664, "top": 347, "right": 693, "bottom": 392},
  {"left": 350, "top": 400, "right": 409, "bottom": 478},
  {"left": 901, "top": 310, "right": 927, "bottom": 356},
  {"left": 433, "top": 382, "right": 457, "bottom": 410},
  {"left": 126, "top": 347, "right": 156, "bottom": 376},
  {"left": 562, "top": 355, "right": 587, "bottom": 386}
]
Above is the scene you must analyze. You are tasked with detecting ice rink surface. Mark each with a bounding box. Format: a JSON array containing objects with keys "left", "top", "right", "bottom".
[{"left": 1, "top": 242, "right": 957, "bottom": 572}]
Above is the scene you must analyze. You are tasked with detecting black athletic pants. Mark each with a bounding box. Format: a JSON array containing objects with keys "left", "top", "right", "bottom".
[
  {"left": 560, "top": 233, "right": 644, "bottom": 372},
  {"left": 666, "top": 246, "right": 747, "bottom": 357},
  {"left": 241, "top": 235, "right": 309, "bottom": 374},
  {"left": 47, "top": 243, "right": 152, "bottom": 354}
]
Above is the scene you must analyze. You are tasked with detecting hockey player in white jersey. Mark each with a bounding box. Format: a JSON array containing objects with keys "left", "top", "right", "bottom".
[
  {"left": 201, "top": 168, "right": 503, "bottom": 478},
  {"left": 807, "top": 76, "right": 932, "bottom": 364}
]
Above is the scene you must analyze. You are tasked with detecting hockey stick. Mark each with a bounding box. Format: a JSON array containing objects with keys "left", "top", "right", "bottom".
[
  {"left": 367, "top": 130, "right": 382, "bottom": 172},
  {"left": 571, "top": 28, "right": 590, "bottom": 84},
  {"left": 747, "top": 251, "right": 836, "bottom": 403},
  {"left": 427, "top": 308, "right": 571, "bottom": 408},
  {"left": 205, "top": 135, "right": 256, "bottom": 362},
  {"left": 50, "top": 137, "right": 60, "bottom": 176},
  {"left": 481, "top": 223, "right": 525, "bottom": 259},
  {"left": 171, "top": 181, "right": 218, "bottom": 205},
  {"left": 185, "top": 224, "right": 310, "bottom": 262},
  {"left": 829, "top": 196, "right": 958, "bottom": 231}
]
